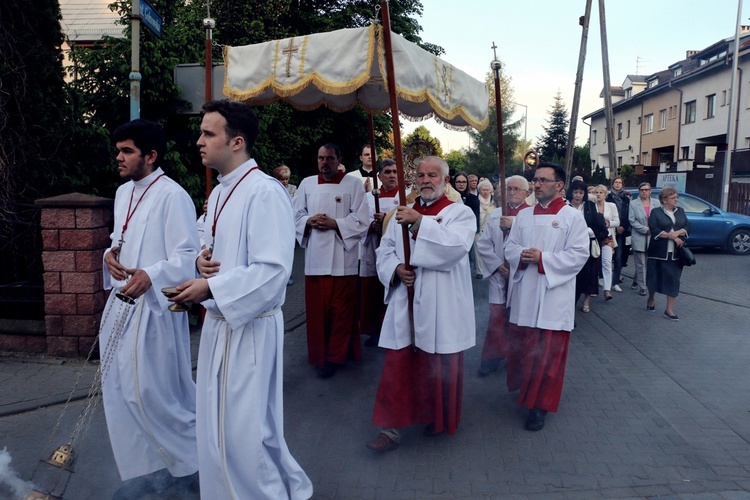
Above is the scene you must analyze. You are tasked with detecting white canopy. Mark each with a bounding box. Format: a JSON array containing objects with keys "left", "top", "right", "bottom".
[{"left": 223, "top": 24, "right": 489, "bottom": 131}]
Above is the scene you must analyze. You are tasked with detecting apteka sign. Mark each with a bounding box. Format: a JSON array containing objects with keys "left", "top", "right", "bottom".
[{"left": 656, "top": 172, "right": 686, "bottom": 193}]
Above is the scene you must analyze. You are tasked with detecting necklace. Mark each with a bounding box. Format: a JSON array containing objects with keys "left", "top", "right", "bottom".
[
  {"left": 209, "top": 167, "right": 258, "bottom": 253},
  {"left": 118, "top": 174, "right": 165, "bottom": 256}
]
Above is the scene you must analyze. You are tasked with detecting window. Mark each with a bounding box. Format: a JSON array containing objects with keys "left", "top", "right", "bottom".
[
  {"left": 685, "top": 101, "right": 696, "bottom": 124},
  {"left": 625, "top": 88, "right": 632, "bottom": 98},
  {"left": 592, "top": 130, "right": 597, "bottom": 145},
  {"left": 642, "top": 152, "right": 649, "bottom": 164},
  {"left": 668, "top": 105, "right": 677, "bottom": 120},
  {"left": 645, "top": 114, "right": 654, "bottom": 133},
  {"left": 648, "top": 79, "right": 658, "bottom": 88},
  {"left": 706, "top": 94, "right": 716, "bottom": 118},
  {"left": 660, "top": 109, "right": 667, "bottom": 130},
  {"left": 627, "top": 120, "right": 631, "bottom": 138},
  {"left": 673, "top": 67, "right": 682, "bottom": 77},
  {"left": 617, "top": 123, "right": 622, "bottom": 140},
  {"left": 617, "top": 157, "right": 623, "bottom": 169},
  {"left": 681, "top": 146, "right": 689, "bottom": 159},
  {"left": 722, "top": 90, "right": 727, "bottom": 106}
]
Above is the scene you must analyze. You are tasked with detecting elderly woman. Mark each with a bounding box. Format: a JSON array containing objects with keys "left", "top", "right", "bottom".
[
  {"left": 628, "top": 182, "right": 659, "bottom": 296},
  {"left": 273, "top": 165, "right": 297, "bottom": 198},
  {"left": 594, "top": 185, "right": 619, "bottom": 301},
  {"left": 567, "top": 180, "right": 608, "bottom": 312},
  {"left": 646, "top": 187, "right": 689, "bottom": 320},
  {"left": 474, "top": 179, "right": 496, "bottom": 277}
]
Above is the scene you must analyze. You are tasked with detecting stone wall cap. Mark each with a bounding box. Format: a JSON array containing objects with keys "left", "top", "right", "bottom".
[{"left": 35, "top": 192, "right": 113, "bottom": 208}]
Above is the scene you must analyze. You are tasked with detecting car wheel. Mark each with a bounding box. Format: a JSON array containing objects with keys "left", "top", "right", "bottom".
[{"left": 727, "top": 228, "right": 750, "bottom": 255}]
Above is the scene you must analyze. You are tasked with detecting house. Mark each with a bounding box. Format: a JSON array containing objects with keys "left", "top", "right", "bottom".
[{"left": 582, "top": 28, "right": 750, "bottom": 179}]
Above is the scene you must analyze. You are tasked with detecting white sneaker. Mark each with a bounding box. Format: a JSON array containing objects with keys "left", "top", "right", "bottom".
[{"left": 613, "top": 284, "right": 622, "bottom": 292}]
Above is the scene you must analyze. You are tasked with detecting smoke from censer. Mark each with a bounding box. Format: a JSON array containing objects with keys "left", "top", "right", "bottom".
[{"left": 0, "top": 447, "right": 37, "bottom": 499}]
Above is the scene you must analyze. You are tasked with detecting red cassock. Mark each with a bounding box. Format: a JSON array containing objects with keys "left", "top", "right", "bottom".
[
  {"left": 512, "top": 326, "right": 570, "bottom": 413},
  {"left": 372, "top": 347, "right": 463, "bottom": 435},
  {"left": 305, "top": 275, "right": 360, "bottom": 368}
]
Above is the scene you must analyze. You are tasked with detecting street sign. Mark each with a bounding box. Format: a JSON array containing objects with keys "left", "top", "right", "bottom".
[{"left": 140, "top": 0, "right": 163, "bottom": 38}]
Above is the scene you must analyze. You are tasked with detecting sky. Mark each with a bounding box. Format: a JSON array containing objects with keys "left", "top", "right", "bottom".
[{"left": 401, "top": 0, "right": 749, "bottom": 153}]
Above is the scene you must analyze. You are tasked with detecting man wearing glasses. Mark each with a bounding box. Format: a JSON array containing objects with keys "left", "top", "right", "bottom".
[
  {"left": 294, "top": 143, "right": 370, "bottom": 378},
  {"left": 505, "top": 163, "right": 589, "bottom": 431}
]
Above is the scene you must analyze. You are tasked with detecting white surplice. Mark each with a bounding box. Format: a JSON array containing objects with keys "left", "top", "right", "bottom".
[
  {"left": 505, "top": 201, "right": 590, "bottom": 332},
  {"left": 199, "top": 160, "right": 312, "bottom": 500},
  {"left": 475, "top": 209, "right": 506, "bottom": 305},
  {"left": 293, "top": 174, "right": 369, "bottom": 276},
  {"left": 376, "top": 201, "right": 477, "bottom": 354},
  {"left": 100, "top": 168, "right": 199, "bottom": 481}
]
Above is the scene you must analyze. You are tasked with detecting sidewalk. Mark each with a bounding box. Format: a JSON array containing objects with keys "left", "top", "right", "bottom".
[{"left": 1, "top": 248, "right": 749, "bottom": 498}]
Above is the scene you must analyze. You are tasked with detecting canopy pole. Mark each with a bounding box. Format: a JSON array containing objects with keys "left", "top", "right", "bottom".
[
  {"left": 367, "top": 113, "right": 380, "bottom": 213},
  {"left": 490, "top": 45, "right": 507, "bottom": 215},
  {"left": 204, "top": 5, "right": 216, "bottom": 201},
  {"left": 380, "top": 0, "right": 415, "bottom": 349}
]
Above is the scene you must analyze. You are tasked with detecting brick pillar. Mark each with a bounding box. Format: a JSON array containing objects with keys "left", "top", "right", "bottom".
[{"left": 35, "top": 193, "right": 113, "bottom": 357}]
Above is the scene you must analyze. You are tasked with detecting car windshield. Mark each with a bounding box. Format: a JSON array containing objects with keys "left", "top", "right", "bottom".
[{"left": 678, "top": 195, "right": 711, "bottom": 214}]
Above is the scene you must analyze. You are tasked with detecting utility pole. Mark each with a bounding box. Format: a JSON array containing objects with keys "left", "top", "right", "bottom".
[
  {"left": 129, "top": 0, "right": 141, "bottom": 120},
  {"left": 565, "top": 0, "right": 593, "bottom": 183},
  {"left": 721, "top": 0, "right": 743, "bottom": 211},
  {"left": 599, "top": 0, "right": 617, "bottom": 178}
]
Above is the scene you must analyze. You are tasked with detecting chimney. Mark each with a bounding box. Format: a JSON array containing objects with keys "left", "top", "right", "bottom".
[{"left": 686, "top": 50, "right": 699, "bottom": 58}]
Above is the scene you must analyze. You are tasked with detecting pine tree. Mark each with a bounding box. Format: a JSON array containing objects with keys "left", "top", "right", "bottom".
[{"left": 536, "top": 91, "right": 569, "bottom": 164}]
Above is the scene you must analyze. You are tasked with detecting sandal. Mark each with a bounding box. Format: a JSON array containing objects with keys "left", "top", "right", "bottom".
[{"left": 582, "top": 304, "right": 590, "bottom": 313}]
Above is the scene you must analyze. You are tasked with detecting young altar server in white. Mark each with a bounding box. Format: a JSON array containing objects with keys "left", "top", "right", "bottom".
[
  {"left": 101, "top": 119, "right": 200, "bottom": 495},
  {"left": 172, "top": 100, "right": 312, "bottom": 499},
  {"left": 366, "top": 156, "right": 476, "bottom": 452},
  {"left": 505, "top": 163, "right": 589, "bottom": 432}
]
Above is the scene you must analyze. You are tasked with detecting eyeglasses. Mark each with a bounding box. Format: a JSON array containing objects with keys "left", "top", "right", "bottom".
[
  {"left": 506, "top": 187, "right": 524, "bottom": 192},
  {"left": 455, "top": 180, "right": 467, "bottom": 184},
  {"left": 531, "top": 178, "right": 558, "bottom": 185},
  {"left": 639, "top": 188, "right": 651, "bottom": 191}
]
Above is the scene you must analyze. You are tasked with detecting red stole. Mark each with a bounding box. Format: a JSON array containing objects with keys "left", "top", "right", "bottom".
[
  {"left": 533, "top": 196, "right": 566, "bottom": 215},
  {"left": 507, "top": 201, "right": 530, "bottom": 217},
  {"left": 317, "top": 171, "right": 346, "bottom": 184},
  {"left": 412, "top": 195, "right": 453, "bottom": 216},
  {"left": 379, "top": 186, "right": 400, "bottom": 199}
]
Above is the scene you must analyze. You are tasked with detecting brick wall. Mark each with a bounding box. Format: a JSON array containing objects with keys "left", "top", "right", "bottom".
[{"left": 35, "top": 193, "right": 113, "bottom": 357}]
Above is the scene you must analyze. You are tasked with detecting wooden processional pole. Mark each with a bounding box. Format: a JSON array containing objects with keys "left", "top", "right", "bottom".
[
  {"left": 491, "top": 43, "right": 507, "bottom": 216},
  {"left": 379, "top": 0, "right": 415, "bottom": 346}
]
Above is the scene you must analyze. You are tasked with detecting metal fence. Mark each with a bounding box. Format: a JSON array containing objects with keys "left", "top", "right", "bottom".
[{"left": 0, "top": 202, "right": 44, "bottom": 319}]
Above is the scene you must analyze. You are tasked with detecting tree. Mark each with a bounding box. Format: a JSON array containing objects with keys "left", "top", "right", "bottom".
[
  {"left": 66, "top": 0, "right": 436, "bottom": 203},
  {"left": 464, "top": 69, "right": 521, "bottom": 180},
  {"left": 571, "top": 141, "right": 591, "bottom": 180},
  {"left": 0, "top": 0, "right": 72, "bottom": 208},
  {"left": 444, "top": 150, "right": 468, "bottom": 172},
  {"left": 536, "top": 91, "right": 569, "bottom": 164}
]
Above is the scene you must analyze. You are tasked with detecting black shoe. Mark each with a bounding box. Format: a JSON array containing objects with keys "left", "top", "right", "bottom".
[
  {"left": 525, "top": 408, "right": 548, "bottom": 431},
  {"left": 478, "top": 359, "right": 500, "bottom": 377},
  {"left": 168, "top": 472, "right": 200, "bottom": 497},
  {"left": 630, "top": 281, "right": 638, "bottom": 290},
  {"left": 364, "top": 335, "right": 380, "bottom": 347},
  {"left": 317, "top": 362, "right": 339, "bottom": 379},
  {"left": 664, "top": 311, "right": 679, "bottom": 321},
  {"left": 647, "top": 304, "right": 655, "bottom": 311}
]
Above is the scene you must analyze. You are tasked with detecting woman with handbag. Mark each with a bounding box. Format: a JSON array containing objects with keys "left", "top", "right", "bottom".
[
  {"left": 628, "top": 182, "right": 660, "bottom": 296},
  {"left": 568, "top": 181, "right": 608, "bottom": 313},
  {"left": 646, "top": 187, "right": 690, "bottom": 321},
  {"left": 594, "top": 185, "right": 619, "bottom": 301}
]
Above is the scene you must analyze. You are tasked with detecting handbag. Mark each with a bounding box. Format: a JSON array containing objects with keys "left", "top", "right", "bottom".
[
  {"left": 590, "top": 238, "right": 601, "bottom": 258},
  {"left": 677, "top": 245, "right": 696, "bottom": 267}
]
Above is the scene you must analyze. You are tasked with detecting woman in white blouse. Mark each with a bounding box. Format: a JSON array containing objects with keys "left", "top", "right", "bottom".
[{"left": 594, "top": 185, "right": 619, "bottom": 300}]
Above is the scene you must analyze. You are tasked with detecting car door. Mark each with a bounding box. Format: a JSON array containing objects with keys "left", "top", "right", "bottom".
[{"left": 677, "top": 194, "right": 726, "bottom": 247}]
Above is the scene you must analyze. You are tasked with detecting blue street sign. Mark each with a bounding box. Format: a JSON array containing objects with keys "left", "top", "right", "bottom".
[{"left": 140, "top": 0, "right": 163, "bottom": 38}]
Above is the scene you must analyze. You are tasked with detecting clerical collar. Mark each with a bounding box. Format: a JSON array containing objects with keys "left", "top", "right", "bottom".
[
  {"left": 534, "top": 196, "right": 566, "bottom": 215},
  {"left": 318, "top": 171, "right": 346, "bottom": 184},
  {"left": 508, "top": 202, "right": 523, "bottom": 210},
  {"left": 358, "top": 166, "right": 374, "bottom": 177},
  {"left": 133, "top": 167, "right": 164, "bottom": 188},
  {"left": 218, "top": 159, "right": 258, "bottom": 186}
]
